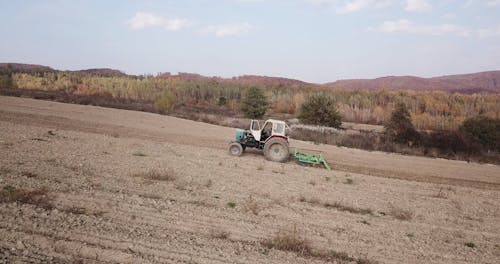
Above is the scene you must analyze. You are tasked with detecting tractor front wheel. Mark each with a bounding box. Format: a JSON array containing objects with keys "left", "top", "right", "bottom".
[
  {"left": 228, "top": 142, "right": 243, "bottom": 156},
  {"left": 263, "top": 138, "right": 289, "bottom": 162}
]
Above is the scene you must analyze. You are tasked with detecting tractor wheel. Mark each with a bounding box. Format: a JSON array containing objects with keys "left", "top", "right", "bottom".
[
  {"left": 263, "top": 138, "right": 289, "bottom": 162},
  {"left": 228, "top": 142, "right": 243, "bottom": 156}
]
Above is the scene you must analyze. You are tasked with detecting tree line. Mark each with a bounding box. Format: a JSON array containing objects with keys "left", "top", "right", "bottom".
[{"left": 5, "top": 71, "right": 499, "bottom": 131}]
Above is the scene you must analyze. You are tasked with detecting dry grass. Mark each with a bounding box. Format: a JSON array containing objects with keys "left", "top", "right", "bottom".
[
  {"left": 0, "top": 186, "right": 53, "bottom": 210},
  {"left": 323, "top": 202, "right": 373, "bottom": 215},
  {"left": 298, "top": 195, "right": 320, "bottom": 205},
  {"left": 139, "top": 193, "right": 162, "bottom": 200},
  {"left": 61, "top": 206, "right": 87, "bottom": 215},
  {"left": 132, "top": 151, "right": 147, "bottom": 157},
  {"left": 262, "top": 227, "right": 313, "bottom": 256},
  {"left": 242, "top": 195, "right": 261, "bottom": 215},
  {"left": 343, "top": 178, "right": 354, "bottom": 184},
  {"left": 299, "top": 196, "right": 373, "bottom": 215},
  {"left": 210, "top": 229, "right": 230, "bottom": 240},
  {"left": 135, "top": 169, "right": 177, "bottom": 182},
  {"left": 21, "top": 171, "right": 39, "bottom": 178},
  {"left": 389, "top": 207, "right": 413, "bottom": 221},
  {"left": 262, "top": 227, "right": 378, "bottom": 264}
]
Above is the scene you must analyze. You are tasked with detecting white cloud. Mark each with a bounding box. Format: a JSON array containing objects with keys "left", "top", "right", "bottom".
[
  {"left": 405, "top": 0, "right": 431, "bottom": 13},
  {"left": 373, "top": 19, "right": 470, "bottom": 37},
  {"left": 487, "top": 0, "right": 500, "bottom": 6},
  {"left": 306, "top": 0, "right": 338, "bottom": 7},
  {"left": 338, "top": 0, "right": 375, "bottom": 13},
  {"left": 307, "top": 0, "right": 391, "bottom": 13},
  {"left": 128, "top": 12, "right": 190, "bottom": 31},
  {"left": 478, "top": 25, "right": 500, "bottom": 37},
  {"left": 203, "top": 23, "right": 254, "bottom": 37}
]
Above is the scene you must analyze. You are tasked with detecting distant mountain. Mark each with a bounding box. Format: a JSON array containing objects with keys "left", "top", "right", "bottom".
[
  {"left": 2, "top": 63, "right": 499, "bottom": 93},
  {"left": 157, "top": 72, "right": 309, "bottom": 87},
  {"left": 74, "top": 68, "right": 127, "bottom": 77},
  {"left": 0, "top": 63, "right": 126, "bottom": 77},
  {"left": 0, "top": 63, "right": 54, "bottom": 73},
  {"left": 325, "top": 71, "right": 500, "bottom": 93}
]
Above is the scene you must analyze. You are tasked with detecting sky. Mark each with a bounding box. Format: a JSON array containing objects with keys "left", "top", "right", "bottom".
[{"left": 1, "top": 0, "right": 500, "bottom": 83}]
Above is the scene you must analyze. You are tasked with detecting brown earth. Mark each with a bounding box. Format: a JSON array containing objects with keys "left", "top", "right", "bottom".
[{"left": 1, "top": 96, "right": 499, "bottom": 263}]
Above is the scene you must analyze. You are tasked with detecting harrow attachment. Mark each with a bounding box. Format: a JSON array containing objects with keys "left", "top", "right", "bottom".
[{"left": 293, "top": 148, "right": 331, "bottom": 170}]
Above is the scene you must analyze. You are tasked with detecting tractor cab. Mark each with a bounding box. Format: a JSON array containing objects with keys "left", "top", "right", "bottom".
[{"left": 249, "top": 119, "right": 287, "bottom": 142}]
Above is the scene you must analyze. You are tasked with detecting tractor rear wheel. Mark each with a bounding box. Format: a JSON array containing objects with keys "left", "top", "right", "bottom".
[
  {"left": 228, "top": 142, "right": 243, "bottom": 156},
  {"left": 263, "top": 138, "right": 289, "bottom": 162}
]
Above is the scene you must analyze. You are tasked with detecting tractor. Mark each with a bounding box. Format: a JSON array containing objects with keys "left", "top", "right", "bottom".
[{"left": 228, "top": 119, "right": 290, "bottom": 162}]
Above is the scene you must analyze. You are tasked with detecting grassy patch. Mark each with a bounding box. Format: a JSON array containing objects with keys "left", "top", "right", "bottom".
[
  {"left": 227, "top": 202, "right": 237, "bottom": 208},
  {"left": 134, "top": 169, "right": 177, "bottom": 182},
  {"left": 298, "top": 196, "right": 372, "bottom": 215},
  {"left": 465, "top": 242, "right": 476, "bottom": 248},
  {"left": 132, "top": 151, "right": 147, "bottom": 157},
  {"left": 262, "top": 227, "right": 378, "bottom": 264},
  {"left": 323, "top": 202, "right": 373, "bottom": 215},
  {"left": 0, "top": 186, "right": 53, "bottom": 210},
  {"left": 262, "top": 228, "right": 312, "bottom": 256}
]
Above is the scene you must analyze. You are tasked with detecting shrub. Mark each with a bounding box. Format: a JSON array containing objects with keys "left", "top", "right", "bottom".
[
  {"left": 217, "top": 96, "right": 227, "bottom": 106},
  {"left": 155, "top": 90, "right": 177, "bottom": 113},
  {"left": 262, "top": 227, "right": 312, "bottom": 255},
  {"left": 134, "top": 169, "right": 177, "bottom": 181},
  {"left": 241, "top": 86, "right": 269, "bottom": 118},
  {"left": 0, "top": 74, "right": 15, "bottom": 88},
  {"left": 298, "top": 93, "right": 342, "bottom": 128},
  {"left": 465, "top": 242, "right": 476, "bottom": 248},
  {"left": 384, "top": 103, "right": 420, "bottom": 145},
  {"left": 459, "top": 116, "right": 500, "bottom": 152}
]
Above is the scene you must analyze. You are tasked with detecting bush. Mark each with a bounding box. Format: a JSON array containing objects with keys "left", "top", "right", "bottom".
[
  {"left": 298, "top": 93, "right": 342, "bottom": 128},
  {"left": 241, "top": 86, "right": 269, "bottom": 118},
  {"left": 459, "top": 116, "right": 500, "bottom": 152},
  {"left": 217, "top": 96, "right": 227, "bottom": 107},
  {"left": 0, "top": 74, "right": 15, "bottom": 88},
  {"left": 155, "top": 90, "right": 177, "bottom": 113},
  {"left": 384, "top": 103, "right": 420, "bottom": 145}
]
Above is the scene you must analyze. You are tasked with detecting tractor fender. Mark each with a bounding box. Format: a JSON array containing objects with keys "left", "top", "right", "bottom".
[{"left": 265, "top": 135, "right": 289, "bottom": 144}]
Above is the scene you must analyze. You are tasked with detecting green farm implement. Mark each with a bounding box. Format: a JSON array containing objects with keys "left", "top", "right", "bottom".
[{"left": 293, "top": 148, "right": 331, "bottom": 170}]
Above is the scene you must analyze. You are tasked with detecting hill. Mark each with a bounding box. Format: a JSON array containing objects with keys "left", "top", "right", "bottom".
[
  {"left": 326, "top": 71, "right": 500, "bottom": 93},
  {"left": 2, "top": 63, "right": 499, "bottom": 93}
]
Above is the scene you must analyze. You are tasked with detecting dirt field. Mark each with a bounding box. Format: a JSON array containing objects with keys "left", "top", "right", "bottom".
[{"left": 1, "top": 96, "right": 499, "bottom": 263}]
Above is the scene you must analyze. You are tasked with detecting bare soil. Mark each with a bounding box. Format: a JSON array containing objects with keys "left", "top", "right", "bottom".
[{"left": 1, "top": 96, "right": 499, "bottom": 263}]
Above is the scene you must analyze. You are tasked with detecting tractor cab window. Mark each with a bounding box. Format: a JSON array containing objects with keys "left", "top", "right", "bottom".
[
  {"left": 251, "top": 120, "right": 260, "bottom": 131},
  {"left": 261, "top": 122, "right": 272, "bottom": 140},
  {"left": 274, "top": 123, "right": 285, "bottom": 135}
]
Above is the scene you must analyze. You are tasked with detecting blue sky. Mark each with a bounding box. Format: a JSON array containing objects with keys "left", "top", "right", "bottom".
[{"left": 1, "top": 0, "right": 500, "bottom": 83}]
